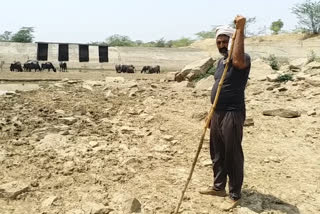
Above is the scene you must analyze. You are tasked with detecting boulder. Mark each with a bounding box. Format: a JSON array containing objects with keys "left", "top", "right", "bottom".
[
  {"left": 250, "top": 58, "right": 274, "bottom": 80},
  {"left": 195, "top": 75, "right": 215, "bottom": 91},
  {"left": 289, "top": 58, "right": 308, "bottom": 70},
  {"left": 0, "top": 181, "right": 29, "bottom": 199},
  {"left": 123, "top": 198, "right": 142, "bottom": 213},
  {"left": 267, "top": 74, "right": 279, "bottom": 82},
  {"left": 305, "top": 76, "right": 320, "bottom": 87},
  {"left": 175, "top": 57, "right": 214, "bottom": 82},
  {"left": 263, "top": 108, "right": 301, "bottom": 118}
]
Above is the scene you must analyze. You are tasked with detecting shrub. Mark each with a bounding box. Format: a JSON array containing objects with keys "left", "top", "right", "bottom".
[
  {"left": 276, "top": 74, "right": 293, "bottom": 82},
  {"left": 267, "top": 54, "right": 280, "bottom": 70},
  {"left": 307, "top": 50, "right": 317, "bottom": 63}
]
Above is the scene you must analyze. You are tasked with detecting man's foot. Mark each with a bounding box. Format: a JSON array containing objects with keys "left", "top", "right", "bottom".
[
  {"left": 199, "top": 186, "right": 227, "bottom": 197},
  {"left": 220, "top": 197, "right": 241, "bottom": 211}
]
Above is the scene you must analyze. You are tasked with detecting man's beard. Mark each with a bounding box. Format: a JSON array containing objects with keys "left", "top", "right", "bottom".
[{"left": 219, "top": 47, "right": 228, "bottom": 58}]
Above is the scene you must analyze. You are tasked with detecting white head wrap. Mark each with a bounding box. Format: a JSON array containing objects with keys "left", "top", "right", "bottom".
[{"left": 215, "top": 25, "right": 235, "bottom": 39}]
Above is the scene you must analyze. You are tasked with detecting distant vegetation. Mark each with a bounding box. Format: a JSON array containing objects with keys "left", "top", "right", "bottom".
[
  {"left": 0, "top": 27, "right": 34, "bottom": 43},
  {"left": 292, "top": 0, "right": 320, "bottom": 34},
  {"left": 270, "top": 19, "right": 284, "bottom": 35}
]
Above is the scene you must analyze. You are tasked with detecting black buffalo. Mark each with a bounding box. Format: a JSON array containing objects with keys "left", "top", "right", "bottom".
[
  {"left": 59, "top": 62, "right": 67, "bottom": 72},
  {"left": 41, "top": 62, "right": 56, "bottom": 72},
  {"left": 24, "top": 60, "right": 41, "bottom": 72},
  {"left": 115, "top": 64, "right": 135, "bottom": 73},
  {"left": 10, "top": 61, "right": 23, "bottom": 72},
  {"left": 141, "top": 65, "right": 160, "bottom": 74},
  {"left": 115, "top": 64, "right": 122, "bottom": 73},
  {"left": 141, "top": 66, "right": 151, "bottom": 73}
]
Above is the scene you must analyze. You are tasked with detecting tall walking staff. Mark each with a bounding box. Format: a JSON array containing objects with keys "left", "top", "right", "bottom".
[{"left": 174, "top": 27, "right": 237, "bottom": 214}]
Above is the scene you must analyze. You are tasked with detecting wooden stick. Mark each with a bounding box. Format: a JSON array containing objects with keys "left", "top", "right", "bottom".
[{"left": 174, "top": 31, "right": 237, "bottom": 214}]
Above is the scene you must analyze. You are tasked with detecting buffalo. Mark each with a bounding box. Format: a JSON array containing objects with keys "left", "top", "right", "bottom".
[
  {"left": 115, "top": 64, "right": 135, "bottom": 73},
  {"left": 141, "top": 65, "right": 160, "bottom": 74},
  {"left": 24, "top": 60, "right": 41, "bottom": 72},
  {"left": 41, "top": 62, "right": 56, "bottom": 72},
  {"left": 10, "top": 61, "right": 23, "bottom": 72},
  {"left": 59, "top": 62, "right": 67, "bottom": 72}
]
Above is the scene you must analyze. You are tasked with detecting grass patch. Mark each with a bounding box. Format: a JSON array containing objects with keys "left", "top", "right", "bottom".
[{"left": 276, "top": 74, "right": 293, "bottom": 82}]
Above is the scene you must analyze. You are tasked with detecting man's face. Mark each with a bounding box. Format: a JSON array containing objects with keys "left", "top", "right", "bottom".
[{"left": 216, "top": 35, "right": 229, "bottom": 57}]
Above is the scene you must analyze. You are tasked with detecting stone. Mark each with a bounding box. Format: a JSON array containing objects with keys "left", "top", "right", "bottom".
[
  {"left": 104, "top": 90, "right": 115, "bottom": 99},
  {"left": 123, "top": 198, "right": 142, "bottom": 213},
  {"left": 244, "top": 118, "right": 254, "bottom": 127},
  {"left": 296, "top": 73, "right": 309, "bottom": 80},
  {"left": 305, "top": 76, "right": 320, "bottom": 87},
  {"left": 165, "top": 72, "right": 177, "bottom": 82},
  {"left": 55, "top": 110, "right": 65, "bottom": 115},
  {"left": 162, "top": 135, "right": 174, "bottom": 141},
  {"left": 307, "top": 110, "right": 316, "bottom": 116},
  {"left": 59, "top": 117, "right": 77, "bottom": 125},
  {"left": 105, "top": 77, "right": 125, "bottom": 83},
  {"left": 0, "top": 181, "right": 29, "bottom": 199},
  {"left": 41, "top": 196, "right": 58, "bottom": 207},
  {"left": 267, "top": 74, "right": 279, "bottom": 82},
  {"left": 263, "top": 109, "right": 301, "bottom": 118},
  {"left": 289, "top": 58, "right": 308, "bottom": 70},
  {"left": 195, "top": 75, "right": 215, "bottom": 91},
  {"left": 175, "top": 57, "right": 214, "bottom": 82},
  {"left": 250, "top": 58, "right": 274, "bottom": 80},
  {"left": 305, "top": 61, "right": 320, "bottom": 70},
  {"left": 82, "top": 84, "right": 93, "bottom": 91},
  {"left": 192, "top": 111, "right": 207, "bottom": 121},
  {"left": 89, "top": 141, "right": 99, "bottom": 148},
  {"left": 82, "top": 202, "right": 112, "bottom": 214}
]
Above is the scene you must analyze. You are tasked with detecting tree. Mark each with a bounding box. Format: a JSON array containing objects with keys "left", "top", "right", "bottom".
[
  {"left": 155, "top": 37, "right": 166, "bottom": 47},
  {"left": 292, "top": 0, "right": 320, "bottom": 34},
  {"left": 270, "top": 19, "right": 284, "bottom": 34},
  {"left": 195, "top": 30, "right": 216, "bottom": 40},
  {"left": 11, "top": 27, "right": 34, "bottom": 43},
  {"left": 0, "top": 31, "right": 12, "bottom": 41},
  {"left": 171, "top": 37, "right": 194, "bottom": 47},
  {"left": 105, "top": 34, "right": 135, "bottom": 46}
]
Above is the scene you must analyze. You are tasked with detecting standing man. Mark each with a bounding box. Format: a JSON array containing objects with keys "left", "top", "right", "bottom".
[{"left": 199, "top": 15, "right": 251, "bottom": 211}]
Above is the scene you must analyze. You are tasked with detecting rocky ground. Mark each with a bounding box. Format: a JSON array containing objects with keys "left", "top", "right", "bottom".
[{"left": 0, "top": 59, "right": 320, "bottom": 214}]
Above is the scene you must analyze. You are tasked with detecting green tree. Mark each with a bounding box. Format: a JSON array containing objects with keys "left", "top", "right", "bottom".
[
  {"left": 0, "top": 31, "right": 12, "bottom": 41},
  {"left": 195, "top": 30, "right": 216, "bottom": 40},
  {"left": 11, "top": 27, "right": 34, "bottom": 43},
  {"left": 155, "top": 37, "right": 166, "bottom": 47},
  {"left": 270, "top": 19, "right": 284, "bottom": 34},
  {"left": 171, "top": 37, "right": 194, "bottom": 47},
  {"left": 292, "top": 0, "right": 320, "bottom": 34},
  {"left": 105, "top": 34, "right": 135, "bottom": 46}
]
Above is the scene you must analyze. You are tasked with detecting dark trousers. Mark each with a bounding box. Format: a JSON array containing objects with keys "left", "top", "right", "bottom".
[{"left": 209, "top": 110, "right": 245, "bottom": 200}]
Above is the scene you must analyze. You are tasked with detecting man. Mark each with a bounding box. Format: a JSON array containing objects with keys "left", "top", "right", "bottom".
[{"left": 199, "top": 15, "right": 251, "bottom": 211}]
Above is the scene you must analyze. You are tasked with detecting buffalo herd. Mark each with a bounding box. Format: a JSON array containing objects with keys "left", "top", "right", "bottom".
[
  {"left": 115, "top": 64, "right": 160, "bottom": 74},
  {"left": 10, "top": 60, "right": 68, "bottom": 72}
]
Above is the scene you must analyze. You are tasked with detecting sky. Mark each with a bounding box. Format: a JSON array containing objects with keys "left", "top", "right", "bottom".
[{"left": 0, "top": 0, "right": 307, "bottom": 43}]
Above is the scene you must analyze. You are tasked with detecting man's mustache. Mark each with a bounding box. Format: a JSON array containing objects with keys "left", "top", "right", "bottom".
[{"left": 219, "top": 47, "right": 228, "bottom": 53}]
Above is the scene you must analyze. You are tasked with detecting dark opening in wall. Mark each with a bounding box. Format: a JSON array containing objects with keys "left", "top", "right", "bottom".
[
  {"left": 99, "top": 46, "right": 109, "bottom": 62},
  {"left": 58, "top": 44, "right": 69, "bottom": 61},
  {"left": 79, "top": 45, "right": 89, "bottom": 62},
  {"left": 37, "top": 43, "right": 48, "bottom": 61}
]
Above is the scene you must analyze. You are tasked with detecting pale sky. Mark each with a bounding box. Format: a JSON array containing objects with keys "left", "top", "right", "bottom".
[{"left": 1, "top": 0, "right": 307, "bottom": 43}]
